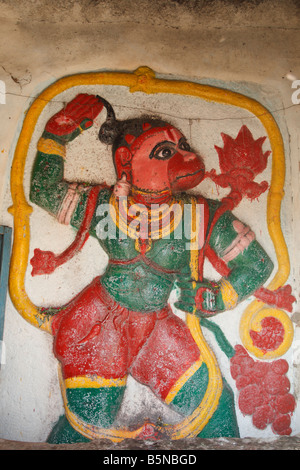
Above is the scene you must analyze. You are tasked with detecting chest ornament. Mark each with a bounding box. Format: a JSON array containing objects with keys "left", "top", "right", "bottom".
[{"left": 109, "top": 194, "right": 184, "bottom": 253}]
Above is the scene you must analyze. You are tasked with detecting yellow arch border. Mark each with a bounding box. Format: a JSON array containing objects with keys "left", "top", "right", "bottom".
[{"left": 8, "top": 66, "right": 292, "bottom": 440}]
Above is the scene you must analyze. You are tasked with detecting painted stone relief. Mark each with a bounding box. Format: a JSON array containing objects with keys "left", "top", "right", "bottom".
[{"left": 9, "top": 69, "right": 296, "bottom": 443}]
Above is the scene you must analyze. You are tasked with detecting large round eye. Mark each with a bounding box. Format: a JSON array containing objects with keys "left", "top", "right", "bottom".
[
  {"left": 156, "top": 146, "right": 176, "bottom": 159},
  {"left": 150, "top": 141, "right": 176, "bottom": 160},
  {"left": 179, "top": 140, "right": 191, "bottom": 152}
]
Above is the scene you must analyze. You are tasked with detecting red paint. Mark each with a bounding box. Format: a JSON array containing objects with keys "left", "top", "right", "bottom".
[
  {"left": 230, "top": 363, "right": 241, "bottom": 380},
  {"left": 34, "top": 96, "right": 296, "bottom": 438},
  {"left": 45, "top": 94, "right": 103, "bottom": 136},
  {"left": 203, "top": 249, "right": 295, "bottom": 312},
  {"left": 238, "top": 384, "right": 264, "bottom": 415},
  {"left": 114, "top": 146, "right": 133, "bottom": 181},
  {"left": 235, "top": 375, "right": 254, "bottom": 390},
  {"left": 194, "top": 126, "right": 292, "bottom": 315},
  {"left": 262, "top": 372, "right": 290, "bottom": 396},
  {"left": 113, "top": 124, "right": 205, "bottom": 192},
  {"left": 136, "top": 422, "right": 165, "bottom": 440},
  {"left": 254, "top": 285, "right": 296, "bottom": 313},
  {"left": 201, "top": 126, "right": 272, "bottom": 297},
  {"left": 251, "top": 360, "right": 270, "bottom": 379},
  {"left": 207, "top": 125, "right": 270, "bottom": 201},
  {"left": 51, "top": 277, "right": 200, "bottom": 399},
  {"left": 125, "top": 134, "right": 136, "bottom": 145},
  {"left": 77, "top": 323, "right": 102, "bottom": 344},
  {"left": 142, "top": 122, "right": 151, "bottom": 131},
  {"left": 249, "top": 317, "right": 285, "bottom": 353},
  {"left": 275, "top": 394, "right": 296, "bottom": 415},
  {"left": 194, "top": 286, "right": 216, "bottom": 315},
  {"left": 230, "top": 345, "right": 295, "bottom": 436},
  {"left": 30, "top": 185, "right": 102, "bottom": 276},
  {"left": 167, "top": 149, "right": 205, "bottom": 192},
  {"left": 204, "top": 245, "right": 231, "bottom": 277},
  {"left": 42, "top": 106, "right": 296, "bottom": 315},
  {"left": 272, "top": 414, "right": 292, "bottom": 435},
  {"left": 271, "top": 359, "right": 289, "bottom": 375},
  {"left": 252, "top": 405, "right": 276, "bottom": 430},
  {"left": 130, "top": 311, "right": 200, "bottom": 400}
]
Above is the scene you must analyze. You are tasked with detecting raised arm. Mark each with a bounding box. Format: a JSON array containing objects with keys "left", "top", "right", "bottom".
[{"left": 30, "top": 94, "right": 104, "bottom": 224}]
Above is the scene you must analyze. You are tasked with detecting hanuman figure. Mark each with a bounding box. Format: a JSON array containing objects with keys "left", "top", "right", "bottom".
[{"left": 29, "top": 94, "right": 276, "bottom": 443}]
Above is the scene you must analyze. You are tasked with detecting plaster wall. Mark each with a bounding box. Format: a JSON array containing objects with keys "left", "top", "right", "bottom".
[{"left": 0, "top": 0, "right": 299, "bottom": 443}]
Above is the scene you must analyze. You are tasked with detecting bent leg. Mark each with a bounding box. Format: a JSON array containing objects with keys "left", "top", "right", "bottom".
[
  {"left": 48, "top": 278, "right": 131, "bottom": 443},
  {"left": 130, "top": 308, "right": 239, "bottom": 437},
  {"left": 47, "top": 375, "right": 127, "bottom": 444},
  {"left": 130, "top": 308, "right": 200, "bottom": 400}
]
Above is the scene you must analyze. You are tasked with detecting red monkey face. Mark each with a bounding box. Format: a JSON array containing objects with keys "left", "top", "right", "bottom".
[{"left": 115, "top": 125, "right": 205, "bottom": 193}]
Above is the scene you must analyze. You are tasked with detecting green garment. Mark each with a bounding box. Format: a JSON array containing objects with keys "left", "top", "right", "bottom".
[{"left": 30, "top": 145, "right": 273, "bottom": 314}]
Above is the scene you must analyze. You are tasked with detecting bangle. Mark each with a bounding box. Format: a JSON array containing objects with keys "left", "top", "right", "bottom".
[
  {"left": 220, "top": 278, "right": 238, "bottom": 309},
  {"left": 37, "top": 137, "right": 66, "bottom": 159}
]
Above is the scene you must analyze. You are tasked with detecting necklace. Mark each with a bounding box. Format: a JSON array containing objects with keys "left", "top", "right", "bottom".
[
  {"left": 130, "top": 186, "right": 173, "bottom": 206},
  {"left": 109, "top": 193, "right": 184, "bottom": 253}
]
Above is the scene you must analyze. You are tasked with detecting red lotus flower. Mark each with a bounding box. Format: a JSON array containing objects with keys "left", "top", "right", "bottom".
[
  {"left": 216, "top": 125, "right": 270, "bottom": 175},
  {"left": 206, "top": 125, "right": 271, "bottom": 201}
]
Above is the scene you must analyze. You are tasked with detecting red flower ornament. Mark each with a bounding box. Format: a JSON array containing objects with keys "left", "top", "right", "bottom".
[{"left": 206, "top": 125, "right": 271, "bottom": 201}]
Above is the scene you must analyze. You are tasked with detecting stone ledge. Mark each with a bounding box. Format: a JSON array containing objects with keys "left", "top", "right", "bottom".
[{"left": 1, "top": 435, "right": 300, "bottom": 450}]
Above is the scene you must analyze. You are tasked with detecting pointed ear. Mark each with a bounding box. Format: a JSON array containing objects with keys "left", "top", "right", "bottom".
[{"left": 115, "top": 146, "right": 132, "bottom": 165}]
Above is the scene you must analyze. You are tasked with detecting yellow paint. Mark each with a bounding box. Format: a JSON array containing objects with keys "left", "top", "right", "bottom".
[
  {"left": 220, "top": 279, "right": 239, "bottom": 310},
  {"left": 58, "top": 367, "right": 143, "bottom": 442},
  {"left": 165, "top": 358, "right": 203, "bottom": 405},
  {"left": 174, "top": 194, "right": 223, "bottom": 439},
  {"left": 178, "top": 312, "right": 223, "bottom": 437},
  {"left": 9, "top": 66, "right": 292, "bottom": 439},
  {"left": 240, "top": 305, "right": 294, "bottom": 359},
  {"left": 109, "top": 193, "right": 183, "bottom": 241},
  {"left": 37, "top": 137, "right": 66, "bottom": 158},
  {"left": 65, "top": 375, "right": 127, "bottom": 389}
]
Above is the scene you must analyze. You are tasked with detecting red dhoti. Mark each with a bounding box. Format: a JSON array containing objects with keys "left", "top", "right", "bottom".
[{"left": 51, "top": 276, "right": 200, "bottom": 400}]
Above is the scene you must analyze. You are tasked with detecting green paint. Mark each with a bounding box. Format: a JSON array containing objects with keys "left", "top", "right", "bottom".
[
  {"left": 227, "top": 240, "right": 274, "bottom": 300},
  {"left": 66, "top": 386, "right": 126, "bottom": 428},
  {"left": 30, "top": 129, "right": 273, "bottom": 441},
  {"left": 30, "top": 153, "right": 68, "bottom": 216},
  {"left": 30, "top": 149, "right": 273, "bottom": 315},
  {"left": 101, "top": 261, "right": 174, "bottom": 312},
  {"left": 169, "top": 362, "right": 209, "bottom": 416},
  {"left": 198, "top": 379, "right": 240, "bottom": 438},
  {"left": 201, "top": 318, "right": 235, "bottom": 358},
  {"left": 209, "top": 209, "right": 274, "bottom": 304},
  {"left": 168, "top": 363, "right": 239, "bottom": 438},
  {"left": 209, "top": 210, "right": 239, "bottom": 255},
  {"left": 47, "top": 415, "right": 90, "bottom": 444}
]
